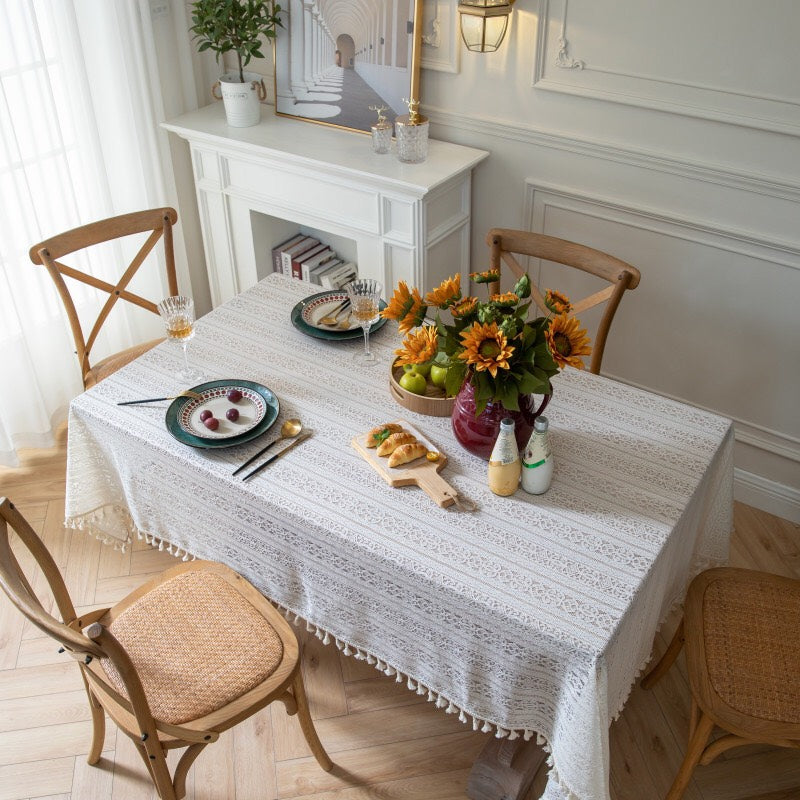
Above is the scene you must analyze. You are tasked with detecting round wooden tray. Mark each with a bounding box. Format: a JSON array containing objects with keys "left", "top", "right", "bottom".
[{"left": 389, "top": 365, "right": 455, "bottom": 418}]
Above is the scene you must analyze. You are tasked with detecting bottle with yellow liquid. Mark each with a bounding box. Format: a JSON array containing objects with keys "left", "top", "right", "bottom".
[{"left": 487, "top": 418, "right": 521, "bottom": 496}]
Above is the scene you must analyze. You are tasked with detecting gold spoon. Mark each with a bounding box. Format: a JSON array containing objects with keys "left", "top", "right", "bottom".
[
  {"left": 318, "top": 301, "right": 351, "bottom": 326},
  {"left": 232, "top": 418, "right": 303, "bottom": 476}
]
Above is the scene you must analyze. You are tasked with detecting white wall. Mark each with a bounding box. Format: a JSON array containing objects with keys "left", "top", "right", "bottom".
[{"left": 418, "top": 0, "right": 800, "bottom": 521}]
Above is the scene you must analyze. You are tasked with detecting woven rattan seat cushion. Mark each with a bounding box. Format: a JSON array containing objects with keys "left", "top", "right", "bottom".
[
  {"left": 101, "top": 570, "right": 283, "bottom": 724},
  {"left": 703, "top": 573, "right": 800, "bottom": 724}
]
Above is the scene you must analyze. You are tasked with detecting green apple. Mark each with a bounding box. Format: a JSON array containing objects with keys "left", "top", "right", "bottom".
[
  {"left": 399, "top": 369, "right": 427, "bottom": 395},
  {"left": 403, "top": 362, "right": 431, "bottom": 378},
  {"left": 429, "top": 363, "right": 449, "bottom": 389}
]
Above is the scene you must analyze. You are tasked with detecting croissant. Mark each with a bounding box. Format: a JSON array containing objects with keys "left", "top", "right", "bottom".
[
  {"left": 377, "top": 431, "right": 417, "bottom": 456},
  {"left": 366, "top": 423, "right": 404, "bottom": 448},
  {"left": 388, "top": 442, "right": 428, "bottom": 468}
]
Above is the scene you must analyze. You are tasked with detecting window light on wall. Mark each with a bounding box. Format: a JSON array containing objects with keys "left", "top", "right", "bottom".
[{"left": 458, "top": 0, "right": 515, "bottom": 52}]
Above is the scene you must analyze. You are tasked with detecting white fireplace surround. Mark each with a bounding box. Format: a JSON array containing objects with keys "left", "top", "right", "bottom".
[{"left": 163, "top": 104, "right": 488, "bottom": 307}]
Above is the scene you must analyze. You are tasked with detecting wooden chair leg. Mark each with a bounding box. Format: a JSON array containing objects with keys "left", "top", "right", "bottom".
[
  {"left": 134, "top": 738, "right": 177, "bottom": 800},
  {"left": 82, "top": 676, "right": 105, "bottom": 765},
  {"left": 665, "top": 711, "right": 715, "bottom": 800},
  {"left": 642, "top": 619, "right": 684, "bottom": 690},
  {"left": 292, "top": 673, "right": 334, "bottom": 772},
  {"left": 174, "top": 743, "right": 207, "bottom": 799},
  {"left": 699, "top": 733, "right": 749, "bottom": 766}
]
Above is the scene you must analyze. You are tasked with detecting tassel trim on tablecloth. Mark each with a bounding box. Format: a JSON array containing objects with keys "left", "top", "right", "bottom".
[
  {"left": 65, "top": 505, "right": 138, "bottom": 553},
  {"left": 65, "top": 507, "right": 196, "bottom": 561},
  {"left": 279, "top": 607, "right": 586, "bottom": 800}
]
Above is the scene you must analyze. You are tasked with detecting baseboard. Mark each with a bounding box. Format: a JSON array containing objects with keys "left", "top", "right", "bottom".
[{"left": 734, "top": 468, "right": 800, "bottom": 524}]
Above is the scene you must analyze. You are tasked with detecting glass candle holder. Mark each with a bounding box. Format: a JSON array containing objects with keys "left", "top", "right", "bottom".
[
  {"left": 395, "top": 114, "right": 429, "bottom": 164},
  {"left": 371, "top": 122, "right": 392, "bottom": 154}
]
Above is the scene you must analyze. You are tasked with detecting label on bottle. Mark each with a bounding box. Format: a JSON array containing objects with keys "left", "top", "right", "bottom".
[
  {"left": 523, "top": 433, "right": 551, "bottom": 467},
  {"left": 488, "top": 427, "right": 521, "bottom": 496},
  {"left": 489, "top": 436, "right": 520, "bottom": 467},
  {"left": 521, "top": 431, "right": 553, "bottom": 494}
]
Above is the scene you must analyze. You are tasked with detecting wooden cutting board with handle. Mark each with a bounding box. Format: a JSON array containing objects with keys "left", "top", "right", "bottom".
[{"left": 351, "top": 418, "right": 458, "bottom": 508}]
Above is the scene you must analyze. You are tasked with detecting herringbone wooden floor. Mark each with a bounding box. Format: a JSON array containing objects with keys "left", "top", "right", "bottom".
[{"left": 1, "top": 427, "right": 799, "bottom": 800}]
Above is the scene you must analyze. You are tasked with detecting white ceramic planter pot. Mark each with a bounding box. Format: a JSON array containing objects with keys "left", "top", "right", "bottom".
[{"left": 212, "top": 71, "right": 266, "bottom": 127}]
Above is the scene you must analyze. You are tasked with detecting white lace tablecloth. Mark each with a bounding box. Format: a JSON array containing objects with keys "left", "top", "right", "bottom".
[{"left": 65, "top": 273, "right": 734, "bottom": 800}]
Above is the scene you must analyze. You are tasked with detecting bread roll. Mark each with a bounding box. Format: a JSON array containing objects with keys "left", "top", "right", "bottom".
[
  {"left": 388, "top": 442, "right": 428, "bottom": 468},
  {"left": 366, "top": 423, "right": 404, "bottom": 447},
  {"left": 377, "top": 431, "right": 417, "bottom": 456}
]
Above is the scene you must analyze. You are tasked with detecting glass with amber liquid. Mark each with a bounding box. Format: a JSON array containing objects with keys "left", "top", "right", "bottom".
[
  {"left": 157, "top": 295, "right": 200, "bottom": 381},
  {"left": 345, "top": 279, "right": 382, "bottom": 365}
]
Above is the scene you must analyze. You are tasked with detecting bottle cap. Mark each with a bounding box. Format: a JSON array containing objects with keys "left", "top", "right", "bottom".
[
  {"left": 534, "top": 416, "right": 549, "bottom": 432},
  {"left": 500, "top": 417, "right": 515, "bottom": 431}
]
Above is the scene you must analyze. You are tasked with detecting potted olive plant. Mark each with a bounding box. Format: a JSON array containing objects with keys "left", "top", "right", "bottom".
[{"left": 190, "top": 0, "right": 284, "bottom": 127}]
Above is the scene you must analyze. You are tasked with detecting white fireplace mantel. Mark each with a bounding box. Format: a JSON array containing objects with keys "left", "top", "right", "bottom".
[{"left": 163, "top": 105, "right": 489, "bottom": 307}]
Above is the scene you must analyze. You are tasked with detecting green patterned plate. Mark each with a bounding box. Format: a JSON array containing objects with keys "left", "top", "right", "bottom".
[
  {"left": 165, "top": 380, "right": 279, "bottom": 449},
  {"left": 291, "top": 291, "right": 387, "bottom": 341}
]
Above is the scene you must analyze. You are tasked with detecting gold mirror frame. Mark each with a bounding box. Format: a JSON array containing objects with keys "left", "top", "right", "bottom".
[{"left": 273, "top": 0, "right": 423, "bottom": 135}]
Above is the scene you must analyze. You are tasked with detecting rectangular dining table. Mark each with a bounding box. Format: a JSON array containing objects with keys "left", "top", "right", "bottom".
[{"left": 65, "top": 272, "right": 734, "bottom": 800}]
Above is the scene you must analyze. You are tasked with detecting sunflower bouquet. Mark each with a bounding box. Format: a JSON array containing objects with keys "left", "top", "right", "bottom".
[{"left": 381, "top": 271, "right": 592, "bottom": 415}]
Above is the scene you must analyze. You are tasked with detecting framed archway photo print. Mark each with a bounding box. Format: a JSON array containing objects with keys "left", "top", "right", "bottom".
[{"left": 274, "top": 0, "right": 423, "bottom": 134}]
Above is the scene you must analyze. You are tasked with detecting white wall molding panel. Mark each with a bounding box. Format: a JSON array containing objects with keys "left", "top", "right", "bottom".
[
  {"left": 428, "top": 108, "right": 800, "bottom": 203},
  {"left": 533, "top": 0, "right": 800, "bottom": 136},
  {"left": 522, "top": 182, "right": 800, "bottom": 521},
  {"left": 421, "top": 0, "right": 460, "bottom": 74}
]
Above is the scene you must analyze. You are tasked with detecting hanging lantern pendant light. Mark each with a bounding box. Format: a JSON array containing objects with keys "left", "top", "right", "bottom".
[{"left": 458, "top": 0, "right": 515, "bottom": 53}]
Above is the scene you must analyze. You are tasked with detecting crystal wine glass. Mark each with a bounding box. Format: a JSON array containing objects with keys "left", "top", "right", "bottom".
[
  {"left": 157, "top": 295, "right": 201, "bottom": 382},
  {"left": 345, "top": 279, "right": 382, "bottom": 365}
]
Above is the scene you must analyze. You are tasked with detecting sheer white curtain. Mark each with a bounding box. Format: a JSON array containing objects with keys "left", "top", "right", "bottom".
[{"left": 0, "top": 0, "right": 197, "bottom": 466}]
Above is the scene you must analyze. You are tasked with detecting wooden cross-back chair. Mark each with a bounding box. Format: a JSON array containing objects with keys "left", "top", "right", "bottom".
[
  {"left": 29, "top": 208, "right": 180, "bottom": 389},
  {"left": 0, "top": 497, "right": 333, "bottom": 800},
  {"left": 486, "top": 228, "right": 641, "bottom": 374},
  {"left": 642, "top": 567, "right": 800, "bottom": 800}
]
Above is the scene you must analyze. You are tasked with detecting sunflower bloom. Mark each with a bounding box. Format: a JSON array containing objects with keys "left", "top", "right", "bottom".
[
  {"left": 457, "top": 322, "right": 515, "bottom": 378},
  {"left": 545, "top": 289, "right": 572, "bottom": 314},
  {"left": 425, "top": 275, "right": 461, "bottom": 308},
  {"left": 394, "top": 326, "right": 439, "bottom": 367},
  {"left": 470, "top": 269, "right": 500, "bottom": 284},
  {"left": 490, "top": 291, "right": 519, "bottom": 308},
  {"left": 451, "top": 297, "right": 478, "bottom": 318},
  {"left": 381, "top": 281, "right": 416, "bottom": 321},
  {"left": 381, "top": 281, "right": 427, "bottom": 333},
  {"left": 546, "top": 314, "right": 592, "bottom": 370},
  {"left": 398, "top": 290, "right": 427, "bottom": 334}
]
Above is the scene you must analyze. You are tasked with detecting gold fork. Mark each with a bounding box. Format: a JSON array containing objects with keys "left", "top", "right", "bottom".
[
  {"left": 318, "top": 300, "right": 351, "bottom": 326},
  {"left": 117, "top": 390, "right": 202, "bottom": 406}
]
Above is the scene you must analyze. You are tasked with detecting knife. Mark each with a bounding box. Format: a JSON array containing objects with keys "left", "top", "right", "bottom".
[{"left": 241, "top": 431, "right": 313, "bottom": 481}]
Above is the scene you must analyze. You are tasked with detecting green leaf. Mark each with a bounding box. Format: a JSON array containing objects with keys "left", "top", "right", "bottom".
[
  {"left": 474, "top": 372, "right": 493, "bottom": 403},
  {"left": 445, "top": 361, "right": 466, "bottom": 397},
  {"left": 517, "top": 370, "right": 549, "bottom": 395},
  {"left": 372, "top": 427, "right": 394, "bottom": 445},
  {"left": 497, "top": 380, "right": 520, "bottom": 411}
]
